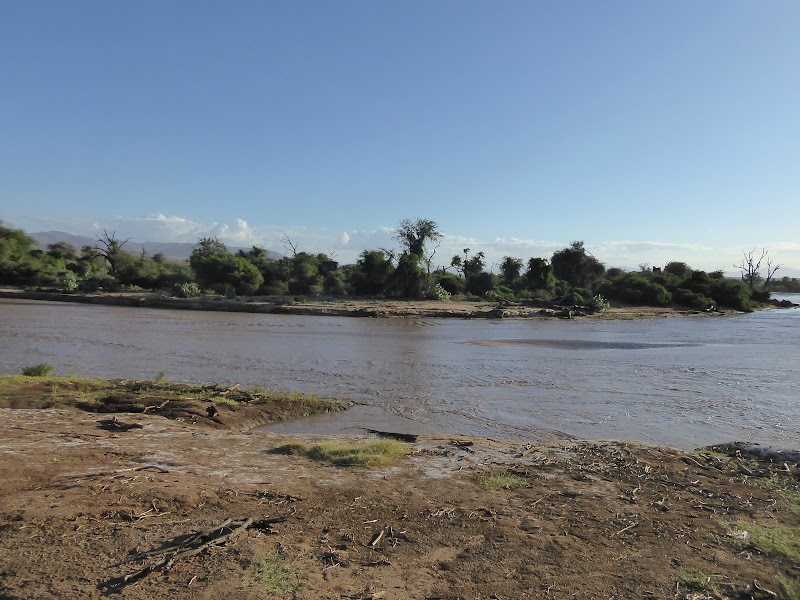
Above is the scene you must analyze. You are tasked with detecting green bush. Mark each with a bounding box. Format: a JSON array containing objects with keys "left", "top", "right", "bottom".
[
  {"left": 173, "top": 282, "right": 201, "bottom": 298},
  {"left": 61, "top": 271, "right": 78, "bottom": 291},
  {"left": 563, "top": 291, "right": 585, "bottom": 306},
  {"left": 22, "top": 363, "right": 55, "bottom": 377},
  {"left": 672, "top": 288, "right": 713, "bottom": 310},
  {"left": 588, "top": 294, "right": 610, "bottom": 312},
  {"left": 711, "top": 280, "right": 752, "bottom": 311}
]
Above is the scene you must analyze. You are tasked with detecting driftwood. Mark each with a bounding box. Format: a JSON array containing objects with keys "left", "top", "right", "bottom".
[
  {"left": 100, "top": 516, "right": 283, "bottom": 594},
  {"left": 97, "top": 416, "right": 143, "bottom": 432}
]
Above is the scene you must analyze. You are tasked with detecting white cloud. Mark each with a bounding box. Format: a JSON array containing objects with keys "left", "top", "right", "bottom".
[{"left": 339, "top": 232, "right": 351, "bottom": 246}]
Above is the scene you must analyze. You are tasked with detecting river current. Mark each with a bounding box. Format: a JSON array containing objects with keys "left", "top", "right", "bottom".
[{"left": 1, "top": 297, "right": 798, "bottom": 450}]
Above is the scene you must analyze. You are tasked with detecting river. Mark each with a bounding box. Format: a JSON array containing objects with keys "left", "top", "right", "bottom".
[{"left": 1, "top": 297, "right": 798, "bottom": 450}]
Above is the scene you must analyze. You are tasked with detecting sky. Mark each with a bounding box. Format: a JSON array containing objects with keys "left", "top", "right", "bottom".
[{"left": 2, "top": 1, "right": 799, "bottom": 273}]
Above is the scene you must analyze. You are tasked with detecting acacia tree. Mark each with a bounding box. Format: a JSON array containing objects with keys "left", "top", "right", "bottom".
[
  {"left": 388, "top": 219, "right": 442, "bottom": 298},
  {"left": 736, "top": 248, "right": 780, "bottom": 290},
  {"left": 394, "top": 219, "right": 442, "bottom": 261}
]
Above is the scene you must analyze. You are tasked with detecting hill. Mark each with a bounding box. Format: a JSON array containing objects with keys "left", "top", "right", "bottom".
[{"left": 30, "top": 231, "right": 283, "bottom": 261}]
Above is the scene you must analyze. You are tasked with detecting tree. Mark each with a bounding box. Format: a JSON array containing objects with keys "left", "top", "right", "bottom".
[
  {"left": 394, "top": 219, "right": 442, "bottom": 260},
  {"left": 450, "top": 248, "right": 485, "bottom": 278},
  {"left": 349, "top": 250, "right": 393, "bottom": 296},
  {"left": 499, "top": 256, "right": 524, "bottom": 288},
  {"left": 525, "top": 257, "right": 556, "bottom": 292},
  {"left": 735, "top": 248, "right": 780, "bottom": 290},
  {"left": 92, "top": 230, "right": 131, "bottom": 277},
  {"left": 551, "top": 241, "right": 605, "bottom": 288}
]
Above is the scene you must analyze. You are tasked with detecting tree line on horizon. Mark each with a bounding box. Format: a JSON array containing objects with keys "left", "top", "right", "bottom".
[{"left": 1, "top": 219, "right": 792, "bottom": 312}]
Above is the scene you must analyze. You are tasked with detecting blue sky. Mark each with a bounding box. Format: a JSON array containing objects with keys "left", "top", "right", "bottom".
[{"left": 2, "top": 1, "right": 799, "bottom": 272}]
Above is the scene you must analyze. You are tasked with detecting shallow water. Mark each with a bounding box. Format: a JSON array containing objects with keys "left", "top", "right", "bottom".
[{"left": 1, "top": 296, "right": 798, "bottom": 449}]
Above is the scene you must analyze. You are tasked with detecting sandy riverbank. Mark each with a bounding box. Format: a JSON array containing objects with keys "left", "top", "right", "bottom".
[
  {"left": 0, "top": 377, "right": 798, "bottom": 599},
  {"left": 0, "top": 288, "right": 742, "bottom": 320}
]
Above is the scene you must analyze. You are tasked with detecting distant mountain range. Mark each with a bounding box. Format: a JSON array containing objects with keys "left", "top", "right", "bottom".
[{"left": 30, "top": 231, "right": 284, "bottom": 262}]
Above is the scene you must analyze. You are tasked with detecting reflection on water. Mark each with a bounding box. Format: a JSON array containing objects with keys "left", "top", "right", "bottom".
[{"left": 1, "top": 297, "right": 798, "bottom": 450}]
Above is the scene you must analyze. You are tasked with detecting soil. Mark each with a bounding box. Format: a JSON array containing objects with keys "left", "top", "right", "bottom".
[{"left": 1, "top": 382, "right": 798, "bottom": 599}]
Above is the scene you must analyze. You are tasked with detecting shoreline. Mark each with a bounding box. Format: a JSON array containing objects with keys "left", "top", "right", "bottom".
[
  {"left": 0, "top": 376, "right": 797, "bottom": 599},
  {"left": 0, "top": 287, "right": 750, "bottom": 320}
]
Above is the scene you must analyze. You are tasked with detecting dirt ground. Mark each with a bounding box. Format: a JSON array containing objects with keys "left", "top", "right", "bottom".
[{"left": 1, "top": 386, "right": 798, "bottom": 599}]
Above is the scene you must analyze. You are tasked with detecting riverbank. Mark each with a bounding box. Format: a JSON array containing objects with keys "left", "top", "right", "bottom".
[
  {"left": 0, "top": 377, "right": 798, "bottom": 599},
  {"left": 0, "top": 287, "right": 750, "bottom": 319}
]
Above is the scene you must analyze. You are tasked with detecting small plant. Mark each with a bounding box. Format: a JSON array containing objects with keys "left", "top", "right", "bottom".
[
  {"left": 173, "top": 282, "right": 201, "bottom": 298},
  {"left": 434, "top": 283, "right": 451, "bottom": 301},
  {"left": 223, "top": 284, "right": 237, "bottom": 299},
  {"left": 154, "top": 371, "right": 167, "bottom": 382},
  {"left": 590, "top": 294, "right": 611, "bottom": 312},
  {"left": 61, "top": 271, "right": 78, "bottom": 291},
  {"left": 677, "top": 573, "right": 720, "bottom": 596},
  {"left": 22, "top": 363, "right": 55, "bottom": 377},
  {"left": 251, "top": 550, "right": 299, "bottom": 596},
  {"left": 474, "top": 473, "right": 529, "bottom": 491}
]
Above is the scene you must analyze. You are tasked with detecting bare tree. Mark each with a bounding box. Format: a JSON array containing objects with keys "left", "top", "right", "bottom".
[
  {"left": 93, "top": 230, "right": 130, "bottom": 276},
  {"left": 281, "top": 233, "right": 298, "bottom": 257},
  {"left": 423, "top": 236, "right": 442, "bottom": 274},
  {"left": 736, "top": 248, "right": 780, "bottom": 290}
]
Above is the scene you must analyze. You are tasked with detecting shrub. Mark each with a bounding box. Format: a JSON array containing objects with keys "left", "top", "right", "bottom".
[
  {"left": 588, "top": 294, "right": 610, "bottom": 312},
  {"left": 22, "top": 363, "right": 55, "bottom": 377},
  {"left": 173, "top": 282, "right": 201, "bottom": 298},
  {"left": 61, "top": 271, "right": 78, "bottom": 291},
  {"left": 672, "top": 288, "right": 713, "bottom": 310},
  {"left": 562, "top": 291, "right": 585, "bottom": 306},
  {"left": 711, "top": 280, "right": 752, "bottom": 311},
  {"left": 433, "top": 283, "right": 451, "bottom": 301}
]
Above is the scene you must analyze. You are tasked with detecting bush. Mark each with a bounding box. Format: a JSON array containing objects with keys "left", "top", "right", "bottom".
[
  {"left": 711, "top": 280, "right": 752, "bottom": 311},
  {"left": 434, "top": 283, "right": 451, "bottom": 301},
  {"left": 562, "top": 291, "right": 585, "bottom": 306},
  {"left": 173, "top": 282, "right": 201, "bottom": 298},
  {"left": 588, "top": 294, "right": 610, "bottom": 312},
  {"left": 61, "top": 271, "right": 78, "bottom": 291},
  {"left": 672, "top": 288, "right": 713, "bottom": 310},
  {"left": 22, "top": 363, "right": 55, "bottom": 377}
]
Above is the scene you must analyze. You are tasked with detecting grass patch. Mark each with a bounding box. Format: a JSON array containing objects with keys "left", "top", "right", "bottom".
[
  {"left": 21, "top": 363, "right": 55, "bottom": 377},
  {"left": 777, "top": 575, "right": 800, "bottom": 600},
  {"left": 677, "top": 573, "right": 717, "bottom": 595},
  {"left": 0, "top": 375, "right": 342, "bottom": 420},
  {"left": 727, "top": 520, "right": 800, "bottom": 565},
  {"left": 474, "top": 473, "right": 529, "bottom": 491},
  {"left": 273, "top": 439, "right": 411, "bottom": 466},
  {"left": 250, "top": 550, "right": 300, "bottom": 597}
]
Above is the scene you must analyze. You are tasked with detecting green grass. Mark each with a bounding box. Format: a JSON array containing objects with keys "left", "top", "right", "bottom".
[
  {"left": 273, "top": 439, "right": 411, "bottom": 466},
  {"left": 677, "top": 573, "right": 717, "bottom": 595},
  {"left": 777, "top": 575, "right": 800, "bottom": 600},
  {"left": 474, "top": 473, "right": 529, "bottom": 491},
  {"left": 21, "top": 363, "right": 55, "bottom": 377},
  {"left": 250, "top": 551, "right": 300, "bottom": 597},
  {"left": 727, "top": 520, "right": 800, "bottom": 565}
]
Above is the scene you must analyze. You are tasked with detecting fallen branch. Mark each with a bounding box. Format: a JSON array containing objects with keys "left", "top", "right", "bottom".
[{"left": 100, "top": 516, "right": 263, "bottom": 593}]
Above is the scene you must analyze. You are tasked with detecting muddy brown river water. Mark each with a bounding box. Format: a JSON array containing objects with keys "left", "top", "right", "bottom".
[{"left": 1, "top": 297, "right": 798, "bottom": 449}]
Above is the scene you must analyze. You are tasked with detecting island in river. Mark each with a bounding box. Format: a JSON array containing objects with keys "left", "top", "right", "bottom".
[
  {"left": 0, "top": 376, "right": 798, "bottom": 599},
  {"left": 0, "top": 287, "right": 773, "bottom": 320}
]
